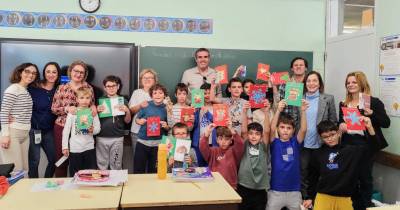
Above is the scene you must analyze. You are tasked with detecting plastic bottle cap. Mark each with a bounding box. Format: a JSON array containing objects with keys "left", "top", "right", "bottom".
[{"left": 158, "top": 144, "right": 168, "bottom": 150}]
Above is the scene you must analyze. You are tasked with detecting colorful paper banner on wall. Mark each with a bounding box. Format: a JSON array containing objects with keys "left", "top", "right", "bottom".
[{"left": 0, "top": 10, "right": 213, "bottom": 34}]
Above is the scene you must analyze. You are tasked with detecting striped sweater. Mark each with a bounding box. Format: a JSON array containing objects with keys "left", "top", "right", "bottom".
[{"left": 0, "top": 83, "right": 33, "bottom": 136}]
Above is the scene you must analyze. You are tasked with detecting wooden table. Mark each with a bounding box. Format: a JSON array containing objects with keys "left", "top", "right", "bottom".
[
  {"left": 120, "top": 172, "right": 242, "bottom": 210},
  {"left": 0, "top": 178, "right": 123, "bottom": 210}
]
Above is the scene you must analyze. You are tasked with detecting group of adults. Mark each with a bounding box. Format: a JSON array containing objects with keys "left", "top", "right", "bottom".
[
  {"left": 0, "top": 48, "right": 390, "bottom": 210},
  {"left": 179, "top": 48, "right": 390, "bottom": 210}
]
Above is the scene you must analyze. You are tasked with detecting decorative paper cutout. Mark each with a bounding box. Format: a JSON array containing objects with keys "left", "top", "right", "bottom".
[
  {"left": 256, "top": 63, "right": 270, "bottom": 81},
  {"left": 214, "top": 64, "right": 228, "bottom": 84},
  {"left": 147, "top": 116, "right": 160, "bottom": 136},
  {"left": 191, "top": 89, "right": 204, "bottom": 108},
  {"left": 249, "top": 84, "right": 267, "bottom": 108},
  {"left": 271, "top": 72, "right": 290, "bottom": 85},
  {"left": 213, "top": 104, "right": 229, "bottom": 126},
  {"left": 284, "top": 82, "right": 303, "bottom": 107},
  {"left": 341, "top": 107, "right": 365, "bottom": 130}
]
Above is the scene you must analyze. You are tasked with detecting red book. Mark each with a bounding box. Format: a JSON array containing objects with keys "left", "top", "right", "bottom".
[
  {"left": 249, "top": 84, "right": 267, "bottom": 108},
  {"left": 341, "top": 107, "right": 365, "bottom": 130},
  {"left": 256, "top": 63, "right": 270, "bottom": 81},
  {"left": 271, "top": 72, "right": 290, "bottom": 85},
  {"left": 215, "top": 64, "right": 229, "bottom": 84},
  {"left": 213, "top": 104, "right": 229, "bottom": 126},
  {"left": 147, "top": 116, "right": 161, "bottom": 136},
  {"left": 180, "top": 107, "right": 195, "bottom": 127}
]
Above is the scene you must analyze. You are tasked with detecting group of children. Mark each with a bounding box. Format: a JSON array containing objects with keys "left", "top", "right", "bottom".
[{"left": 61, "top": 72, "right": 379, "bottom": 210}]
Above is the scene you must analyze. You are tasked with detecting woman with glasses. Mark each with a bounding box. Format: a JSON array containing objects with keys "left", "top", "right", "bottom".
[
  {"left": 128, "top": 69, "right": 159, "bottom": 170},
  {"left": 28, "top": 62, "right": 61, "bottom": 178},
  {"left": 0, "top": 63, "right": 40, "bottom": 171},
  {"left": 338, "top": 71, "right": 390, "bottom": 210},
  {"left": 51, "top": 60, "right": 95, "bottom": 177}
]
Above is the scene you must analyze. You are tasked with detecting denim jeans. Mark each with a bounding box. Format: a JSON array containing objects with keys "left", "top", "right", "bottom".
[{"left": 28, "top": 129, "right": 56, "bottom": 178}]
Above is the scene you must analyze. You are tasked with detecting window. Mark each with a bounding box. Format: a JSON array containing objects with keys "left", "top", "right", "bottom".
[{"left": 342, "top": 0, "right": 374, "bottom": 34}]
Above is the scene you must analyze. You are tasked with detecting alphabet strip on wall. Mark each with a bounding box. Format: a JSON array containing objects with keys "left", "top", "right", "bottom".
[{"left": 0, "top": 10, "right": 213, "bottom": 34}]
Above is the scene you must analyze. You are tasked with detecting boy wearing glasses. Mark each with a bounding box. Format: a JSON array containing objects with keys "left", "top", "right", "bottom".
[
  {"left": 96, "top": 75, "right": 131, "bottom": 170},
  {"left": 302, "top": 118, "right": 378, "bottom": 210},
  {"left": 168, "top": 122, "right": 198, "bottom": 171}
]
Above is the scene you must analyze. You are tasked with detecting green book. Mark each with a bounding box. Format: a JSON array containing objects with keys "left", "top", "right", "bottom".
[
  {"left": 284, "top": 82, "right": 303, "bottom": 107},
  {"left": 76, "top": 108, "right": 93, "bottom": 130},
  {"left": 161, "top": 135, "right": 177, "bottom": 158},
  {"left": 191, "top": 89, "right": 204, "bottom": 108},
  {"left": 98, "top": 97, "right": 125, "bottom": 118}
]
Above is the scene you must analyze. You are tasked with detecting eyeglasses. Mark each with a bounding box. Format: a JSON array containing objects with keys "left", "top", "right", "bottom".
[
  {"left": 321, "top": 133, "right": 337, "bottom": 140},
  {"left": 72, "top": 69, "right": 85, "bottom": 75},
  {"left": 23, "top": 69, "right": 37, "bottom": 76},
  {"left": 143, "top": 76, "right": 155, "bottom": 80},
  {"left": 105, "top": 84, "right": 118, "bottom": 88},
  {"left": 173, "top": 132, "right": 188, "bottom": 136}
]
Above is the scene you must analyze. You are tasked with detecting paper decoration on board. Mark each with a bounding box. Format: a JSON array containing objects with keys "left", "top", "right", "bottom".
[
  {"left": 174, "top": 139, "right": 192, "bottom": 162},
  {"left": 76, "top": 108, "right": 93, "bottom": 132},
  {"left": 214, "top": 64, "right": 228, "bottom": 84},
  {"left": 341, "top": 107, "right": 365, "bottom": 130},
  {"left": 191, "top": 89, "right": 204, "bottom": 108},
  {"left": 213, "top": 104, "right": 229, "bottom": 126},
  {"left": 0, "top": 10, "right": 213, "bottom": 34},
  {"left": 284, "top": 82, "right": 303, "bottom": 107},
  {"left": 161, "top": 135, "right": 176, "bottom": 157},
  {"left": 249, "top": 84, "right": 267, "bottom": 108},
  {"left": 271, "top": 72, "right": 290, "bottom": 85},
  {"left": 180, "top": 107, "right": 195, "bottom": 127},
  {"left": 256, "top": 63, "right": 270, "bottom": 81},
  {"left": 98, "top": 97, "right": 125, "bottom": 118},
  {"left": 147, "top": 116, "right": 161, "bottom": 136},
  {"left": 240, "top": 66, "right": 247, "bottom": 77}
]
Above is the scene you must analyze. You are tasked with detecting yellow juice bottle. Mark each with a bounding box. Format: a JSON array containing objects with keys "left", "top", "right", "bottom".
[{"left": 157, "top": 144, "right": 168, "bottom": 180}]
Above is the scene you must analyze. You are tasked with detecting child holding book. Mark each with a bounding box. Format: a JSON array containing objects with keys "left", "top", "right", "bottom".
[
  {"left": 96, "top": 75, "right": 131, "bottom": 170},
  {"left": 238, "top": 99, "right": 271, "bottom": 210},
  {"left": 210, "top": 77, "right": 252, "bottom": 135},
  {"left": 167, "top": 122, "right": 198, "bottom": 170},
  {"left": 62, "top": 87, "right": 101, "bottom": 177},
  {"left": 167, "top": 83, "right": 194, "bottom": 129},
  {"left": 302, "top": 119, "right": 378, "bottom": 210},
  {"left": 192, "top": 83, "right": 218, "bottom": 167},
  {"left": 134, "top": 84, "right": 169, "bottom": 173},
  {"left": 200, "top": 103, "right": 248, "bottom": 189},
  {"left": 266, "top": 99, "right": 308, "bottom": 210}
]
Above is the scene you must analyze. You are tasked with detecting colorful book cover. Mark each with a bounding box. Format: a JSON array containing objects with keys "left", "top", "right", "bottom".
[
  {"left": 256, "top": 63, "right": 270, "bottom": 81},
  {"left": 191, "top": 89, "right": 204, "bottom": 108},
  {"left": 341, "top": 107, "right": 365, "bottom": 130},
  {"left": 214, "top": 64, "right": 228, "bottom": 84},
  {"left": 284, "top": 82, "right": 304, "bottom": 107},
  {"left": 180, "top": 107, "right": 195, "bottom": 127},
  {"left": 98, "top": 97, "right": 125, "bottom": 118},
  {"left": 213, "top": 104, "right": 229, "bottom": 126},
  {"left": 240, "top": 66, "right": 247, "bottom": 77},
  {"left": 249, "top": 84, "right": 267, "bottom": 108},
  {"left": 171, "top": 167, "right": 214, "bottom": 182},
  {"left": 362, "top": 93, "right": 371, "bottom": 109},
  {"left": 271, "top": 72, "right": 290, "bottom": 85},
  {"left": 161, "top": 135, "right": 176, "bottom": 157},
  {"left": 174, "top": 139, "right": 192, "bottom": 162},
  {"left": 146, "top": 116, "right": 161, "bottom": 136},
  {"left": 76, "top": 108, "right": 93, "bottom": 130}
]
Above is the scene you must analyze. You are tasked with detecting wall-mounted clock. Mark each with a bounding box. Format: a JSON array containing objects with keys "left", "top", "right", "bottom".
[{"left": 79, "top": 0, "right": 101, "bottom": 13}]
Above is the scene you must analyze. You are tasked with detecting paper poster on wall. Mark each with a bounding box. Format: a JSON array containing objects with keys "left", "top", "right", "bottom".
[
  {"left": 379, "top": 35, "right": 400, "bottom": 75},
  {"left": 379, "top": 76, "right": 400, "bottom": 117}
]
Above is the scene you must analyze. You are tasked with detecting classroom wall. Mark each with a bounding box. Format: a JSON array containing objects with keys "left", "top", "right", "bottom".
[
  {"left": 0, "top": 0, "right": 325, "bottom": 71},
  {"left": 372, "top": 0, "right": 400, "bottom": 204}
]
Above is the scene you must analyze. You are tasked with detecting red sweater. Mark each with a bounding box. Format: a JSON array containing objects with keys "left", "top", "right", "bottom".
[{"left": 200, "top": 134, "right": 244, "bottom": 189}]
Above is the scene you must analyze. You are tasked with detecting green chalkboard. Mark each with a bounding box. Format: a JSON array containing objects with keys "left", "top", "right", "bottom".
[{"left": 139, "top": 46, "right": 313, "bottom": 99}]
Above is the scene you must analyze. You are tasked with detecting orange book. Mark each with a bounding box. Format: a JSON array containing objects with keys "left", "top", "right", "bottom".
[
  {"left": 256, "top": 63, "right": 270, "bottom": 81},
  {"left": 213, "top": 104, "right": 229, "bottom": 126},
  {"left": 215, "top": 64, "right": 228, "bottom": 84}
]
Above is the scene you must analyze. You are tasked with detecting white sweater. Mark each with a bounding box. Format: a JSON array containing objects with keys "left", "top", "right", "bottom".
[
  {"left": 0, "top": 83, "right": 32, "bottom": 136},
  {"left": 62, "top": 113, "right": 101, "bottom": 153}
]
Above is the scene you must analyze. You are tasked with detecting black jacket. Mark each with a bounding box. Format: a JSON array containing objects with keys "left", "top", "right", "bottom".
[
  {"left": 305, "top": 133, "right": 379, "bottom": 199},
  {"left": 338, "top": 96, "right": 390, "bottom": 152}
]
